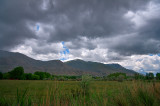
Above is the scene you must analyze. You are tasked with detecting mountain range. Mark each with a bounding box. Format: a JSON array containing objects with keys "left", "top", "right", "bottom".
[{"left": 0, "top": 50, "right": 136, "bottom": 76}]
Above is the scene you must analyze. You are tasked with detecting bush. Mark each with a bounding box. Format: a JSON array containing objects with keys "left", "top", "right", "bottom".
[
  {"left": 57, "top": 76, "right": 66, "bottom": 81},
  {"left": 156, "top": 73, "right": 160, "bottom": 80},
  {"left": 34, "top": 71, "right": 51, "bottom": 80},
  {"left": 80, "top": 75, "right": 92, "bottom": 96},
  {"left": 146, "top": 73, "right": 154, "bottom": 80},
  {"left": 24, "top": 73, "right": 32, "bottom": 80},
  {"left": 32, "top": 74, "right": 40, "bottom": 80},
  {"left": 0, "top": 72, "right": 3, "bottom": 79},
  {"left": 134, "top": 73, "right": 145, "bottom": 80},
  {"left": 117, "top": 75, "right": 125, "bottom": 82},
  {"left": 108, "top": 73, "right": 126, "bottom": 78},
  {"left": 3, "top": 73, "right": 10, "bottom": 79}
]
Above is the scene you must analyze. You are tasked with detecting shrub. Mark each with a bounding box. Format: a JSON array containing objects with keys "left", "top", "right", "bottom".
[
  {"left": 117, "top": 75, "right": 125, "bottom": 82},
  {"left": 34, "top": 71, "right": 51, "bottom": 80},
  {"left": 134, "top": 73, "right": 145, "bottom": 80},
  {"left": 80, "top": 75, "right": 92, "bottom": 96},
  {"left": 3, "top": 73, "right": 10, "bottom": 79},
  {"left": 146, "top": 73, "right": 154, "bottom": 80},
  {"left": 24, "top": 73, "right": 32, "bottom": 80},
  {"left": 0, "top": 72, "right": 3, "bottom": 79},
  {"left": 32, "top": 74, "right": 40, "bottom": 80},
  {"left": 107, "top": 72, "right": 127, "bottom": 81},
  {"left": 156, "top": 73, "right": 160, "bottom": 80},
  {"left": 108, "top": 73, "right": 126, "bottom": 78}
]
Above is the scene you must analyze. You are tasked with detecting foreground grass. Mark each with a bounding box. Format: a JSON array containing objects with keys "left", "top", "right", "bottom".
[{"left": 0, "top": 80, "right": 160, "bottom": 106}]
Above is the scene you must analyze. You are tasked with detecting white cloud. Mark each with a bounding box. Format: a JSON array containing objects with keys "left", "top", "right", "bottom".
[
  {"left": 118, "top": 55, "right": 160, "bottom": 73},
  {"left": 124, "top": 1, "right": 160, "bottom": 28},
  {"left": 11, "top": 39, "right": 63, "bottom": 61},
  {"left": 10, "top": 36, "right": 160, "bottom": 74}
]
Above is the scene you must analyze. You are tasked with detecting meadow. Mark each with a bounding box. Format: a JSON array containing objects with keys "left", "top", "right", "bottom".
[{"left": 0, "top": 80, "right": 160, "bottom": 106}]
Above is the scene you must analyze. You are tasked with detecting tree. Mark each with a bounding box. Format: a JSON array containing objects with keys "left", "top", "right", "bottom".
[
  {"left": 0, "top": 72, "right": 3, "bottom": 79},
  {"left": 156, "top": 73, "right": 160, "bottom": 80},
  {"left": 134, "top": 73, "right": 145, "bottom": 80},
  {"left": 57, "top": 76, "right": 66, "bottom": 81},
  {"left": 32, "top": 74, "right": 40, "bottom": 80},
  {"left": 107, "top": 73, "right": 127, "bottom": 81},
  {"left": 24, "top": 73, "right": 32, "bottom": 80},
  {"left": 3, "top": 73, "right": 10, "bottom": 79},
  {"left": 34, "top": 71, "right": 45, "bottom": 80},
  {"left": 9, "top": 66, "right": 24, "bottom": 80},
  {"left": 34, "top": 71, "right": 51, "bottom": 80},
  {"left": 117, "top": 75, "right": 125, "bottom": 82},
  {"left": 44, "top": 72, "right": 51, "bottom": 78},
  {"left": 146, "top": 73, "right": 154, "bottom": 80},
  {"left": 108, "top": 73, "right": 126, "bottom": 78}
]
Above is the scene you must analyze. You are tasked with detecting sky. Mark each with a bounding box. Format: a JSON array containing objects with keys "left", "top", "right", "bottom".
[{"left": 0, "top": 0, "right": 160, "bottom": 74}]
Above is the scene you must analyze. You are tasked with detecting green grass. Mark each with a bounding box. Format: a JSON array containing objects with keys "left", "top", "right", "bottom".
[{"left": 0, "top": 80, "right": 160, "bottom": 106}]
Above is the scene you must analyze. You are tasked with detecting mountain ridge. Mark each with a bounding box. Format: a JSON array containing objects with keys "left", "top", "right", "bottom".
[
  {"left": 0, "top": 50, "right": 136, "bottom": 76},
  {"left": 65, "top": 59, "right": 136, "bottom": 76}
]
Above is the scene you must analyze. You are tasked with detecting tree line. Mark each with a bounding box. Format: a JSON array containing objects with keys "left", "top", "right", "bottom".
[
  {"left": 0, "top": 66, "right": 160, "bottom": 81},
  {"left": 0, "top": 66, "right": 81, "bottom": 80}
]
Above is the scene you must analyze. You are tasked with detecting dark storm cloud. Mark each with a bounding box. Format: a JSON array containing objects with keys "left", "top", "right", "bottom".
[
  {"left": 47, "top": 0, "right": 150, "bottom": 41},
  {"left": 0, "top": 21, "right": 36, "bottom": 49},
  {"left": 107, "top": 34, "right": 160, "bottom": 56},
  {"left": 107, "top": 3, "right": 160, "bottom": 56},
  {"left": 139, "top": 19, "right": 160, "bottom": 40},
  {"left": 0, "top": 0, "right": 46, "bottom": 49},
  {"left": 66, "top": 37, "right": 97, "bottom": 50},
  {"left": 1, "top": 0, "right": 160, "bottom": 58}
]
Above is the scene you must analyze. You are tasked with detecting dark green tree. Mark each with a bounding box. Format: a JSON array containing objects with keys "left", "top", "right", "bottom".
[
  {"left": 32, "top": 74, "right": 40, "bottom": 80},
  {"left": 24, "top": 73, "right": 32, "bottom": 80},
  {"left": 134, "top": 73, "right": 145, "bottom": 80},
  {"left": 107, "top": 73, "right": 127, "bottom": 80},
  {"left": 34, "top": 71, "right": 45, "bottom": 80},
  {"left": 3, "top": 73, "right": 10, "bottom": 79},
  {"left": 44, "top": 72, "right": 51, "bottom": 78},
  {"left": 34, "top": 71, "right": 51, "bottom": 80},
  {"left": 9, "top": 66, "right": 24, "bottom": 80},
  {"left": 156, "top": 73, "right": 160, "bottom": 80},
  {"left": 146, "top": 73, "right": 154, "bottom": 80},
  {"left": 0, "top": 72, "right": 3, "bottom": 79}
]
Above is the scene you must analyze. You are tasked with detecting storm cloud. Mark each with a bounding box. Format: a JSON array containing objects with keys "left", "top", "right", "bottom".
[{"left": 0, "top": 0, "right": 160, "bottom": 73}]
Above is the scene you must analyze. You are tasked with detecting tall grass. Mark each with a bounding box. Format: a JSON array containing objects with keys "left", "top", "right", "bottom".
[{"left": 0, "top": 80, "right": 160, "bottom": 106}]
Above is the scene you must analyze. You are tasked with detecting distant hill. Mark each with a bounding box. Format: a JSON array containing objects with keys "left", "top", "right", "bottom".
[
  {"left": 0, "top": 50, "right": 136, "bottom": 76},
  {"left": 65, "top": 59, "right": 136, "bottom": 76},
  {"left": 0, "top": 50, "right": 82, "bottom": 75}
]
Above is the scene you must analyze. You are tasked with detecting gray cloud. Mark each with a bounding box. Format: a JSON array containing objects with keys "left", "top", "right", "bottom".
[
  {"left": 1, "top": 0, "right": 160, "bottom": 60},
  {"left": 107, "top": 34, "right": 160, "bottom": 56}
]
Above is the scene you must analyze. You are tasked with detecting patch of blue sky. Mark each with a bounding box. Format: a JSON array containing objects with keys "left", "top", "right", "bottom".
[
  {"left": 63, "top": 51, "right": 66, "bottom": 55},
  {"left": 149, "top": 53, "right": 160, "bottom": 56},
  {"left": 60, "top": 57, "right": 67, "bottom": 61},
  {"left": 62, "top": 41, "right": 65, "bottom": 45},
  {"left": 37, "top": 25, "right": 39, "bottom": 31},
  {"left": 137, "top": 69, "right": 146, "bottom": 75},
  {"left": 65, "top": 49, "right": 70, "bottom": 53},
  {"left": 149, "top": 54, "right": 153, "bottom": 56},
  {"left": 59, "top": 41, "right": 70, "bottom": 61}
]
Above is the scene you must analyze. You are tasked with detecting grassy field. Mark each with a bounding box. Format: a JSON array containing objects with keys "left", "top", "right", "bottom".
[{"left": 0, "top": 80, "right": 160, "bottom": 106}]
